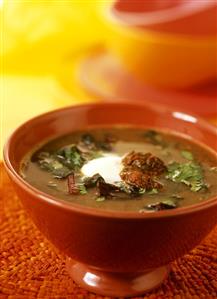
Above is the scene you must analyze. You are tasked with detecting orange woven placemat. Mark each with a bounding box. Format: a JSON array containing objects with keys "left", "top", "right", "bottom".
[{"left": 0, "top": 164, "right": 217, "bottom": 299}]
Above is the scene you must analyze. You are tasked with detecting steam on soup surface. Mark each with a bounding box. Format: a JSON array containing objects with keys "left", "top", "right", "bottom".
[{"left": 20, "top": 127, "right": 217, "bottom": 212}]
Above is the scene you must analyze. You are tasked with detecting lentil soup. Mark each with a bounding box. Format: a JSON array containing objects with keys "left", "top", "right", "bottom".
[{"left": 20, "top": 127, "right": 217, "bottom": 212}]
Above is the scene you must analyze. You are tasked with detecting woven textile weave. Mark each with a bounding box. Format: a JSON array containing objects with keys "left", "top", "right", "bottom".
[{"left": 0, "top": 164, "right": 217, "bottom": 299}]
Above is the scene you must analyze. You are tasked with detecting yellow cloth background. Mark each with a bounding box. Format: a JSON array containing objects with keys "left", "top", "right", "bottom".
[
  {"left": 1, "top": 74, "right": 94, "bottom": 146},
  {"left": 0, "top": 1, "right": 113, "bottom": 157}
]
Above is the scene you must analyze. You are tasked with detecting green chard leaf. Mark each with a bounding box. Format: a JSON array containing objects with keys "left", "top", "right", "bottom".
[
  {"left": 79, "top": 184, "right": 87, "bottom": 195},
  {"left": 89, "top": 151, "right": 103, "bottom": 160},
  {"left": 148, "top": 188, "right": 158, "bottom": 195},
  {"left": 36, "top": 145, "right": 85, "bottom": 179},
  {"left": 116, "top": 182, "right": 147, "bottom": 196},
  {"left": 166, "top": 161, "right": 206, "bottom": 192},
  {"left": 144, "top": 199, "right": 177, "bottom": 211},
  {"left": 52, "top": 167, "right": 73, "bottom": 179},
  {"left": 96, "top": 196, "right": 106, "bottom": 202},
  {"left": 138, "top": 188, "right": 146, "bottom": 194},
  {"left": 47, "top": 181, "right": 58, "bottom": 189},
  {"left": 57, "top": 145, "right": 84, "bottom": 170},
  {"left": 171, "top": 194, "right": 184, "bottom": 200},
  {"left": 161, "top": 199, "right": 177, "bottom": 208},
  {"left": 181, "top": 150, "right": 194, "bottom": 160},
  {"left": 37, "top": 152, "right": 72, "bottom": 178},
  {"left": 143, "top": 130, "right": 167, "bottom": 147},
  {"left": 210, "top": 166, "right": 217, "bottom": 173}
]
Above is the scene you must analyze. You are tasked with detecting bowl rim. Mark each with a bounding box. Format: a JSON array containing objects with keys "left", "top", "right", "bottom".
[
  {"left": 3, "top": 101, "right": 217, "bottom": 220},
  {"left": 99, "top": 1, "right": 216, "bottom": 43},
  {"left": 108, "top": 0, "right": 215, "bottom": 29}
]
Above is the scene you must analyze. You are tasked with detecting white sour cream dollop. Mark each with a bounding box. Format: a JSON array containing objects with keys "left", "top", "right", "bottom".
[{"left": 81, "top": 154, "right": 123, "bottom": 184}]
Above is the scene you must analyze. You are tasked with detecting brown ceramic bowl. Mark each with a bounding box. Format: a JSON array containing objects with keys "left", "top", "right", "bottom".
[{"left": 3, "top": 102, "right": 217, "bottom": 297}]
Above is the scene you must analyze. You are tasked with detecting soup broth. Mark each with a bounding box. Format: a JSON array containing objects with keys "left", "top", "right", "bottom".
[{"left": 20, "top": 127, "right": 217, "bottom": 212}]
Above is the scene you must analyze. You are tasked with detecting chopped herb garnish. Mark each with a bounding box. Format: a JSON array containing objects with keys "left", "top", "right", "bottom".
[
  {"left": 52, "top": 167, "right": 73, "bottom": 179},
  {"left": 80, "top": 133, "right": 115, "bottom": 152},
  {"left": 81, "top": 134, "right": 95, "bottom": 147},
  {"left": 35, "top": 132, "right": 116, "bottom": 180},
  {"left": 210, "top": 166, "right": 217, "bottom": 172},
  {"left": 116, "top": 182, "right": 146, "bottom": 197},
  {"left": 47, "top": 181, "right": 58, "bottom": 189},
  {"left": 181, "top": 150, "right": 194, "bottom": 161},
  {"left": 36, "top": 147, "right": 84, "bottom": 179},
  {"left": 97, "top": 141, "right": 112, "bottom": 151},
  {"left": 138, "top": 188, "right": 146, "bottom": 194},
  {"left": 161, "top": 199, "right": 178, "bottom": 207},
  {"left": 171, "top": 194, "right": 184, "bottom": 200},
  {"left": 96, "top": 196, "right": 106, "bottom": 202},
  {"left": 166, "top": 162, "right": 206, "bottom": 192},
  {"left": 90, "top": 151, "right": 103, "bottom": 160},
  {"left": 57, "top": 145, "right": 84, "bottom": 170},
  {"left": 37, "top": 152, "right": 73, "bottom": 178},
  {"left": 79, "top": 184, "right": 87, "bottom": 195},
  {"left": 148, "top": 188, "right": 158, "bottom": 195},
  {"left": 143, "top": 130, "right": 166, "bottom": 147},
  {"left": 116, "top": 181, "right": 134, "bottom": 194},
  {"left": 143, "top": 130, "right": 160, "bottom": 141},
  {"left": 145, "top": 199, "right": 177, "bottom": 211},
  {"left": 97, "top": 134, "right": 116, "bottom": 151}
]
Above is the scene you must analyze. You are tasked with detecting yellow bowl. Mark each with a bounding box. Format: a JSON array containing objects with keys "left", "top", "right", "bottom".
[{"left": 98, "top": 3, "right": 217, "bottom": 89}]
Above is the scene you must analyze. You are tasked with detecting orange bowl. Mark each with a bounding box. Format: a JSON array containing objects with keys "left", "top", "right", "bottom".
[
  {"left": 3, "top": 102, "right": 217, "bottom": 297},
  {"left": 98, "top": 1, "right": 217, "bottom": 89}
]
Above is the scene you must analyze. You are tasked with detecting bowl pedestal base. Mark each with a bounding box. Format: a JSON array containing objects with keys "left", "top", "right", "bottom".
[{"left": 66, "top": 258, "right": 170, "bottom": 297}]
